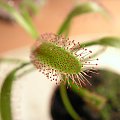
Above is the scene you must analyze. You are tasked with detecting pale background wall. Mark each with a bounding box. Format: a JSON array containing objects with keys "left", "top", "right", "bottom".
[{"left": 0, "top": 0, "right": 120, "bottom": 53}]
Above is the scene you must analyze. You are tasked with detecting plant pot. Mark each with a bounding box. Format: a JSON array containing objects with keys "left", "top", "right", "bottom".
[{"left": 51, "top": 69, "right": 120, "bottom": 120}]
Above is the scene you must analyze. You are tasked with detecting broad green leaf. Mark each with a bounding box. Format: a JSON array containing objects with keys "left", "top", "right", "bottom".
[
  {"left": 0, "top": 63, "right": 30, "bottom": 120},
  {"left": 58, "top": 1, "right": 108, "bottom": 35}
]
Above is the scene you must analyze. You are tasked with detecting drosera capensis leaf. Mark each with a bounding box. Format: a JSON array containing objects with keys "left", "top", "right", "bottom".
[
  {"left": 58, "top": 1, "right": 108, "bottom": 35},
  {"left": 0, "top": 62, "right": 31, "bottom": 120},
  {"left": 72, "top": 36, "right": 120, "bottom": 51},
  {"left": 31, "top": 33, "right": 99, "bottom": 87},
  {"left": 34, "top": 42, "right": 82, "bottom": 74},
  {"left": 0, "top": 1, "right": 39, "bottom": 39}
]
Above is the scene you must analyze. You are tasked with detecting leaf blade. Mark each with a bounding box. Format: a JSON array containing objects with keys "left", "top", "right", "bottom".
[
  {"left": 0, "top": 63, "right": 30, "bottom": 120},
  {"left": 73, "top": 37, "right": 120, "bottom": 51},
  {"left": 58, "top": 1, "right": 108, "bottom": 35}
]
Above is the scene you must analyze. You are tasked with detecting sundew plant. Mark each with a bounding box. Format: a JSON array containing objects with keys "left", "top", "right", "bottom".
[
  {"left": 0, "top": 1, "right": 120, "bottom": 120},
  {"left": 31, "top": 33, "right": 98, "bottom": 87}
]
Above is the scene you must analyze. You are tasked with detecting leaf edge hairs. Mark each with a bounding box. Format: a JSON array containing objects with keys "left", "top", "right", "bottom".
[{"left": 30, "top": 33, "right": 98, "bottom": 88}]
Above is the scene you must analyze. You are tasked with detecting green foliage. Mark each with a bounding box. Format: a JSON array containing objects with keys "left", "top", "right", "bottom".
[
  {"left": 20, "top": 0, "right": 40, "bottom": 13},
  {"left": 69, "top": 79, "right": 106, "bottom": 111},
  {"left": 84, "top": 37, "right": 120, "bottom": 48},
  {"left": 0, "top": 1, "right": 120, "bottom": 120},
  {"left": 72, "top": 37, "right": 120, "bottom": 51},
  {"left": 34, "top": 42, "right": 81, "bottom": 74},
  {"left": 58, "top": 1, "right": 107, "bottom": 36},
  {"left": 95, "top": 70, "right": 120, "bottom": 120},
  {"left": 0, "top": 1, "right": 39, "bottom": 39},
  {"left": 0, "top": 63, "right": 30, "bottom": 120},
  {"left": 60, "top": 83, "right": 81, "bottom": 120}
]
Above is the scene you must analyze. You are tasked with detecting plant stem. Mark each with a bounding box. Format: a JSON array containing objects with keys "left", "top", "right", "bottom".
[
  {"left": 60, "top": 83, "right": 81, "bottom": 120},
  {"left": 58, "top": 12, "right": 82, "bottom": 119},
  {"left": 70, "top": 81, "right": 106, "bottom": 111},
  {"left": 58, "top": 16, "right": 71, "bottom": 35}
]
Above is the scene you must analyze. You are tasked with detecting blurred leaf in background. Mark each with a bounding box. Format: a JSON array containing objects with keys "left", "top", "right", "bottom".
[
  {"left": 0, "top": 0, "right": 46, "bottom": 21},
  {"left": 58, "top": 1, "right": 108, "bottom": 36}
]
